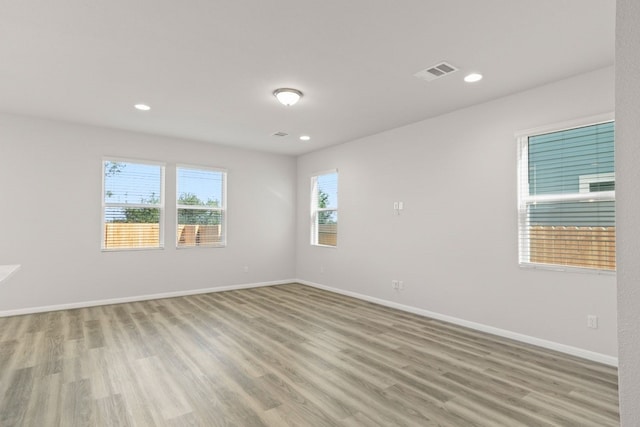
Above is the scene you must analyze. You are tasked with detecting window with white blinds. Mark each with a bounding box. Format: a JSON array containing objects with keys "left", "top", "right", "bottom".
[
  {"left": 311, "top": 170, "right": 338, "bottom": 247},
  {"left": 176, "top": 166, "right": 226, "bottom": 247},
  {"left": 517, "top": 120, "right": 615, "bottom": 271},
  {"left": 102, "top": 159, "right": 164, "bottom": 250}
]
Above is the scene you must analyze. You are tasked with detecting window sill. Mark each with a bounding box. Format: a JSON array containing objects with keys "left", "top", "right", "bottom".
[
  {"left": 101, "top": 247, "right": 165, "bottom": 253},
  {"left": 519, "top": 262, "right": 616, "bottom": 276},
  {"left": 312, "top": 244, "right": 338, "bottom": 249},
  {"left": 176, "top": 244, "right": 226, "bottom": 249}
]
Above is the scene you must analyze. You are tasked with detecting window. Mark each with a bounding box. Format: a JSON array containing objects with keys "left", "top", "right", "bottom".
[
  {"left": 102, "top": 159, "right": 164, "bottom": 250},
  {"left": 517, "top": 120, "right": 615, "bottom": 271},
  {"left": 177, "top": 166, "right": 226, "bottom": 247},
  {"left": 311, "top": 170, "right": 338, "bottom": 246}
]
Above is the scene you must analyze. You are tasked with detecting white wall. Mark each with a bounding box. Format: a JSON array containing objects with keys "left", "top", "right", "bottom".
[
  {"left": 0, "top": 113, "right": 296, "bottom": 313},
  {"left": 616, "top": 0, "right": 640, "bottom": 423},
  {"left": 296, "top": 66, "right": 617, "bottom": 359}
]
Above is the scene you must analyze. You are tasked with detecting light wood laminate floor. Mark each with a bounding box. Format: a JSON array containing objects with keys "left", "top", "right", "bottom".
[{"left": 0, "top": 283, "right": 619, "bottom": 426}]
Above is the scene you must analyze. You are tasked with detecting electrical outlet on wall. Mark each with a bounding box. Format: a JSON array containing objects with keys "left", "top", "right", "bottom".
[
  {"left": 391, "top": 280, "right": 405, "bottom": 290},
  {"left": 587, "top": 315, "right": 598, "bottom": 329}
]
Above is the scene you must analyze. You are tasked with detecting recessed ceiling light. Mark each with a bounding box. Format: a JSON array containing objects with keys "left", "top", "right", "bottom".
[
  {"left": 274, "top": 88, "right": 303, "bottom": 106},
  {"left": 464, "top": 73, "right": 483, "bottom": 83},
  {"left": 299, "top": 135, "right": 311, "bottom": 141},
  {"left": 134, "top": 104, "right": 151, "bottom": 111}
]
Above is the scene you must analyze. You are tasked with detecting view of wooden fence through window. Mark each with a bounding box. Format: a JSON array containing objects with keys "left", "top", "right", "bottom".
[
  {"left": 528, "top": 225, "right": 615, "bottom": 271},
  {"left": 518, "top": 120, "right": 615, "bottom": 271},
  {"left": 177, "top": 224, "right": 222, "bottom": 246},
  {"left": 104, "top": 223, "right": 160, "bottom": 249},
  {"left": 176, "top": 166, "right": 226, "bottom": 248},
  {"left": 312, "top": 171, "right": 338, "bottom": 246},
  {"left": 102, "top": 160, "right": 164, "bottom": 250},
  {"left": 104, "top": 222, "right": 160, "bottom": 249},
  {"left": 102, "top": 163, "right": 225, "bottom": 249},
  {"left": 103, "top": 224, "right": 222, "bottom": 248},
  {"left": 318, "top": 224, "right": 337, "bottom": 246}
]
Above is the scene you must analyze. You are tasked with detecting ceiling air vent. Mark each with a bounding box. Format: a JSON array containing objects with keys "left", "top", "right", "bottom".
[
  {"left": 413, "top": 62, "right": 459, "bottom": 82},
  {"left": 272, "top": 131, "right": 288, "bottom": 137}
]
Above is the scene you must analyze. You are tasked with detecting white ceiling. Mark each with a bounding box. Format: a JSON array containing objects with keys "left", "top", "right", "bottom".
[{"left": 0, "top": 1, "right": 615, "bottom": 156}]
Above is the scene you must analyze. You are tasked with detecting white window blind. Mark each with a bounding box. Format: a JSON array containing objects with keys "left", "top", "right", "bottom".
[
  {"left": 311, "top": 171, "right": 338, "bottom": 247},
  {"left": 517, "top": 121, "right": 615, "bottom": 271},
  {"left": 102, "top": 160, "right": 164, "bottom": 250},
  {"left": 177, "top": 166, "right": 226, "bottom": 247}
]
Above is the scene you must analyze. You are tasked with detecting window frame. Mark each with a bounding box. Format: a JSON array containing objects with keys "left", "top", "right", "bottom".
[
  {"left": 101, "top": 157, "right": 166, "bottom": 251},
  {"left": 176, "top": 164, "right": 227, "bottom": 249},
  {"left": 310, "top": 169, "right": 338, "bottom": 248},
  {"left": 516, "top": 113, "right": 615, "bottom": 274}
]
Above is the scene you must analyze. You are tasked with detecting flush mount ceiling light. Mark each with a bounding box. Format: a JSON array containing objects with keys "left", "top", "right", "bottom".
[
  {"left": 299, "top": 135, "right": 311, "bottom": 141},
  {"left": 464, "top": 73, "right": 483, "bottom": 83},
  {"left": 134, "top": 103, "right": 151, "bottom": 111},
  {"left": 273, "top": 88, "right": 303, "bottom": 106}
]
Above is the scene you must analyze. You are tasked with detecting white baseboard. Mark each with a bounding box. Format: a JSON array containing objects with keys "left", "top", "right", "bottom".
[
  {"left": 297, "top": 279, "right": 618, "bottom": 367},
  {"left": 0, "top": 279, "right": 296, "bottom": 318}
]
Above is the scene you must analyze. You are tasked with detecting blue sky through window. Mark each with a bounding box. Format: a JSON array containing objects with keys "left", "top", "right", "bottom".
[
  {"left": 104, "top": 161, "right": 161, "bottom": 204},
  {"left": 317, "top": 172, "right": 338, "bottom": 209},
  {"left": 177, "top": 168, "right": 224, "bottom": 206}
]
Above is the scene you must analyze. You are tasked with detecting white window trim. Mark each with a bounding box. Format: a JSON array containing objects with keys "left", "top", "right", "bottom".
[
  {"left": 516, "top": 114, "right": 615, "bottom": 274},
  {"left": 176, "top": 164, "right": 227, "bottom": 249},
  {"left": 310, "top": 169, "right": 338, "bottom": 248},
  {"left": 101, "top": 157, "right": 166, "bottom": 251},
  {"left": 514, "top": 112, "right": 614, "bottom": 141}
]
